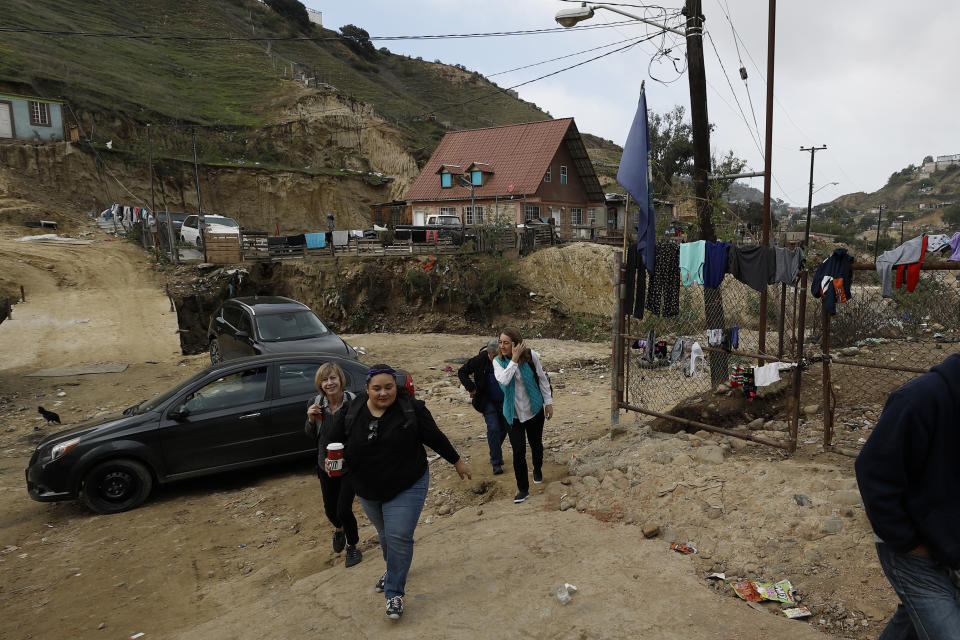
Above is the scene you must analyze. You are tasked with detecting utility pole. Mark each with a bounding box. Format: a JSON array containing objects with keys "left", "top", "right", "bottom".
[
  {"left": 800, "top": 145, "right": 827, "bottom": 247},
  {"left": 192, "top": 129, "right": 206, "bottom": 262},
  {"left": 756, "top": 0, "right": 777, "bottom": 356},
  {"left": 684, "top": 0, "right": 727, "bottom": 387},
  {"left": 873, "top": 203, "right": 885, "bottom": 260}
]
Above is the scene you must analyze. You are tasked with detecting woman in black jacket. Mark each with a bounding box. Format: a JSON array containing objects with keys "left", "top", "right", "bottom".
[
  {"left": 305, "top": 362, "right": 361, "bottom": 567},
  {"left": 321, "top": 364, "right": 471, "bottom": 620}
]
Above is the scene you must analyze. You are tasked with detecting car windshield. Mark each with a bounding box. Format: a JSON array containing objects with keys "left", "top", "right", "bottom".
[
  {"left": 135, "top": 370, "right": 210, "bottom": 414},
  {"left": 257, "top": 311, "right": 330, "bottom": 341},
  {"left": 207, "top": 217, "right": 238, "bottom": 227}
]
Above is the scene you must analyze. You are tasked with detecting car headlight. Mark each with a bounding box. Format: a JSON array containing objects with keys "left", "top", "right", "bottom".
[{"left": 50, "top": 437, "right": 80, "bottom": 461}]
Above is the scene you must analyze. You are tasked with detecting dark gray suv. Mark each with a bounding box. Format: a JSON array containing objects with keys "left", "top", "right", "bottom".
[{"left": 207, "top": 296, "right": 357, "bottom": 364}]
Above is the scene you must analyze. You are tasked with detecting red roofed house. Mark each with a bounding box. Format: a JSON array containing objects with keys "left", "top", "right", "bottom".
[{"left": 403, "top": 118, "right": 606, "bottom": 240}]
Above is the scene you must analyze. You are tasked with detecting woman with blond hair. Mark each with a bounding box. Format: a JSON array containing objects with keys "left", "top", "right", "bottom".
[
  {"left": 305, "top": 361, "right": 362, "bottom": 567},
  {"left": 493, "top": 327, "right": 553, "bottom": 504}
]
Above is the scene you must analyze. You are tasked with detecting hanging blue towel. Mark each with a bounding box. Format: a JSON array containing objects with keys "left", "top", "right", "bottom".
[{"left": 305, "top": 233, "right": 326, "bottom": 249}]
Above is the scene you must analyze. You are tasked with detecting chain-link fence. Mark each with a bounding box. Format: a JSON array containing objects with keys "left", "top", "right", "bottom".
[{"left": 816, "top": 264, "right": 960, "bottom": 454}]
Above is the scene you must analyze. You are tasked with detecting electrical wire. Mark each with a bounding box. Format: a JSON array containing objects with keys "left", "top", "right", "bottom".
[
  {"left": 486, "top": 35, "right": 647, "bottom": 78},
  {"left": 705, "top": 30, "right": 764, "bottom": 159},
  {"left": 0, "top": 20, "right": 644, "bottom": 42}
]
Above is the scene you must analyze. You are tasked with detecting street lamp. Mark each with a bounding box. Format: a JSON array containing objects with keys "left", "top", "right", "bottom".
[
  {"left": 555, "top": 3, "right": 685, "bottom": 35},
  {"left": 812, "top": 181, "right": 839, "bottom": 196}
]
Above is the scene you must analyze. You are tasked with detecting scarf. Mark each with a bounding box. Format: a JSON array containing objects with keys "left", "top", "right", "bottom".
[{"left": 495, "top": 355, "right": 543, "bottom": 424}]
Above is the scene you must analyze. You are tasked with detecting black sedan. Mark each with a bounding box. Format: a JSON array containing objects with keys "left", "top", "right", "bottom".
[
  {"left": 25, "top": 354, "right": 414, "bottom": 514},
  {"left": 208, "top": 296, "right": 357, "bottom": 364}
]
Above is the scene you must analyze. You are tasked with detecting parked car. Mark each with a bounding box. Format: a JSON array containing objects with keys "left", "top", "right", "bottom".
[
  {"left": 208, "top": 296, "right": 357, "bottom": 364},
  {"left": 394, "top": 214, "right": 465, "bottom": 245},
  {"left": 25, "top": 354, "right": 415, "bottom": 514},
  {"left": 180, "top": 214, "right": 240, "bottom": 247},
  {"left": 157, "top": 212, "right": 188, "bottom": 235}
]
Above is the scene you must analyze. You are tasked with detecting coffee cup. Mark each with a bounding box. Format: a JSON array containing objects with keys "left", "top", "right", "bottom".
[{"left": 326, "top": 442, "right": 344, "bottom": 477}]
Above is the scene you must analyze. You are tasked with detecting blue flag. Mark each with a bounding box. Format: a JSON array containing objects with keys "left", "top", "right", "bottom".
[{"left": 617, "top": 86, "right": 656, "bottom": 275}]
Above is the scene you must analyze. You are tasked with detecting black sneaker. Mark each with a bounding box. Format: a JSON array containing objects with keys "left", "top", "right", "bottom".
[
  {"left": 375, "top": 571, "right": 387, "bottom": 593},
  {"left": 492, "top": 464, "right": 504, "bottom": 475},
  {"left": 386, "top": 595, "right": 403, "bottom": 619},
  {"left": 514, "top": 491, "right": 529, "bottom": 503},
  {"left": 345, "top": 545, "right": 362, "bottom": 568},
  {"left": 533, "top": 470, "right": 543, "bottom": 484},
  {"left": 332, "top": 530, "right": 346, "bottom": 553}
]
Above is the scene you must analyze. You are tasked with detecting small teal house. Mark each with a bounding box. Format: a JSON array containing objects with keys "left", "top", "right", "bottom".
[{"left": 0, "top": 93, "right": 66, "bottom": 142}]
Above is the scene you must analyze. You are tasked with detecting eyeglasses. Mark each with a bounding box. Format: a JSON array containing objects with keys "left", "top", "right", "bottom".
[{"left": 367, "top": 419, "right": 379, "bottom": 442}]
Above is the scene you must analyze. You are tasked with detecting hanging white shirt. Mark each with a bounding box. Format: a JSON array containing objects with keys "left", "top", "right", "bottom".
[{"left": 492, "top": 349, "right": 553, "bottom": 423}]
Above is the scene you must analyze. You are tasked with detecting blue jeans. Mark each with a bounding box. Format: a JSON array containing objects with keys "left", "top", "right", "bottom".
[
  {"left": 482, "top": 399, "right": 509, "bottom": 466},
  {"left": 358, "top": 469, "right": 429, "bottom": 599},
  {"left": 875, "top": 542, "right": 960, "bottom": 639}
]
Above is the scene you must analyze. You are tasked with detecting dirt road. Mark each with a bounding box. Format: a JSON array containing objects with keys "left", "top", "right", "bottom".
[
  {"left": 0, "top": 226, "right": 891, "bottom": 639},
  {"left": 0, "top": 231, "right": 181, "bottom": 371}
]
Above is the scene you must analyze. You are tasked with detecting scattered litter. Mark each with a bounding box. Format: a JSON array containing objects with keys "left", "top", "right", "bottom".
[
  {"left": 443, "top": 365, "right": 453, "bottom": 372},
  {"left": 130, "top": 634, "right": 144, "bottom": 640},
  {"left": 556, "top": 583, "right": 578, "bottom": 604},
  {"left": 706, "top": 572, "right": 726, "bottom": 580},
  {"left": 783, "top": 606, "right": 812, "bottom": 619},
  {"left": 236, "top": 544, "right": 246, "bottom": 549},
  {"left": 16, "top": 234, "right": 93, "bottom": 245},
  {"left": 56, "top": 391, "right": 67, "bottom": 397},
  {"left": 670, "top": 541, "right": 696, "bottom": 554},
  {"left": 732, "top": 579, "right": 796, "bottom": 605}
]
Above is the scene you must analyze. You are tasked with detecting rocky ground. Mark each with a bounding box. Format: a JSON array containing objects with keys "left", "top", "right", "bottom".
[{"left": 0, "top": 219, "right": 934, "bottom": 639}]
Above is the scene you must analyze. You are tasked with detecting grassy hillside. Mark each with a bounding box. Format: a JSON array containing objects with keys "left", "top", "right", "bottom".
[{"left": 0, "top": 0, "right": 550, "bottom": 159}]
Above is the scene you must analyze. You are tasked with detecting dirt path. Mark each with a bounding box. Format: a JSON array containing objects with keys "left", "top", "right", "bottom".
[{"left": 0, "top": 228, "right": 181, "bottom": 371}]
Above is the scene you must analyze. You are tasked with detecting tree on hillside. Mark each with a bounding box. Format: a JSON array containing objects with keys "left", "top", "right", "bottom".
[
  {"left": 339, "top": 25, "right": 377, "bottom": 59},
  {"left": 944, "top": 203, "right": 960, "bottom": 226},
  {"left": 923, "top": 155, "right": 934, "bottom": 164},
  {"left": 648, "top": 106, "right": 694, "bottom": 194},
  {"left": 264, "top": 0, "right": 311, "bottom": 32}
]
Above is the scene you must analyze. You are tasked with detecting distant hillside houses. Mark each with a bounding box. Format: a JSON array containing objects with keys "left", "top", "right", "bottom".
[{"left": 919, "top": 153, "right": 960, "bottom": 177}]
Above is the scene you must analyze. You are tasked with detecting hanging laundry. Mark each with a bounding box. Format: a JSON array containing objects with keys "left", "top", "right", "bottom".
[
  {"left": 679, "top": 240, "right": 706, "bottom": 286},
  {"left": 948, "top": 232, "right": 960, "bottom": 261},
  {"left": 926, "top": 233, "right": 950, "bottom": 253},
  {"left": 753, "top": 362, "right": 781, "bottom": 387},
  {"left": 728, "top": 245, "right": 777, "bottom": 292},
  {"left": 811, "top": 248, "right": 853, "bottom": 315},
  {"left": 707, "top": 329, "right": 723, "bottom": 347},
  {"left": 729, "top": 325, "right": 739, "bottom": 349},
  {"left": 622, "top": 244, "right": 647, "bottom": 319},
  {"left": 703, "top": 241, "right": 731, "bottom": 288},
  {"left": 645, "top": 241, "right": 680, "bottom": 317},
  {"left": 350, "top": 230, "right": 364, "bottom": 239},
  {"left": 669, "top": 338, "right": 685, "bottom": 366},
  {"left": 304, "top": 233, "right": 326, "bottom": 249},
  {"left": 332, "top": 230, "right": 349, "bottom": 246},
  {"left": 876, "top": 235, "right": 925, "bottom": 297},
  {"left": 895, "top": 235, "right": 928, "bottom": 293},
  {"left": 774, "top": 247, "right": 805, "bottom": 285}
]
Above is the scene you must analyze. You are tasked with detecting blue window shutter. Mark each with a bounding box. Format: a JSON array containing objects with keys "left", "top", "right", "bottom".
[
  {"left": 441, "top": 173, "right": 452, "bottom": 188},
  {"left": 471, "top": 170, "right": 482, "bottom": 186}
]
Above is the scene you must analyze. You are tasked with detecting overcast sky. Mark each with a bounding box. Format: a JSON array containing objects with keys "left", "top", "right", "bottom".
[{"left": 306, "top": 1, "right": 960, "bottom": 207}]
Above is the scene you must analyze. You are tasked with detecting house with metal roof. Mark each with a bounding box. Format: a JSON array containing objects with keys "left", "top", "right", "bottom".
[
  {"left": 404, "top": 118, "right": 606, "bottom": 240},
  {"left": 0, "top": 93, "right": 67, "bottom": 142}
]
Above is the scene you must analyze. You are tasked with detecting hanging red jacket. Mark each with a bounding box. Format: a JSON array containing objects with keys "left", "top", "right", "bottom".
[{"left": 895, "top": 235, "right": 928, "bottom": 293}]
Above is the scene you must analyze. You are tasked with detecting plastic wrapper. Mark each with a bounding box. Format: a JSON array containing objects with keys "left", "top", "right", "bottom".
[
  {"left": 669, "top": 541, "right": 696, "bottom": 554},
  {"left": 783, "top": 606, "right": 812, "bottom": 619}
]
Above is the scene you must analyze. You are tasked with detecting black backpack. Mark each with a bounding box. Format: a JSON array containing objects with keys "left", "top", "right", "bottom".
[{"left": 342, "top": 391, "right": 418, "bottom": 441}]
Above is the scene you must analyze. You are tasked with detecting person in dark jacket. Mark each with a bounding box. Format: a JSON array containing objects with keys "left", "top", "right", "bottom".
[
  {"left": 855, "top": 353, "right": 960, "bottom": 638},
  {"left": 321, "top": 364, "right": 471, "bottom": 621},
  {"left": 811, "top": 247, "right": 854, "bottom": 315},
  {"left": 305, "top": 362, "right": 361, "bottom": 567},
  {"left": 457, "top": 338, "right": 509, "bottom": 474}
]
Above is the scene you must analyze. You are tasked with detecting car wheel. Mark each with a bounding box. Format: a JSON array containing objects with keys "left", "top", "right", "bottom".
[
  {"left": 209, "top": 338, "right": 223, "bottom": 364},
  {"left": 82, "top": 458, "right": 153, "bottom": 514}
]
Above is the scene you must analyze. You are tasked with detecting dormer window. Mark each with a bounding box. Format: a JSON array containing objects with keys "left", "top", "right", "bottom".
[
  {"left": 544, "top": 167, "right": 551, "bottom": 183},
  {"left": 471, "top": 170, "right": 482, "bottom": 186},
  {"left": 441, "top": 172, "right": 452, "bottom": 188}
]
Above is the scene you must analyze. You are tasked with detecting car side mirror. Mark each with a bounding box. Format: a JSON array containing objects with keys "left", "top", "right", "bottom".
[
  {"left": 169, "top": 404, "right": 190, "bottom": 420},
  {"left": 326, "top": 321, "right": 338, "bottom": 332},
  {"left": 235, "top": 330, "right": 250, "bottom": 342}
]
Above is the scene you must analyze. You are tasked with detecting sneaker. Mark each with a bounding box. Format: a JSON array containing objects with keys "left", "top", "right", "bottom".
[
  {"left": 513, "top": 491, "right": 529, "bottom": 503},
  {"left": 375, "top": 571, "right": 387, "bottom": 593},
  {"left": 332, "top": 530, "right": 346, "bottom": 553},
  {"left": 492, "top": 464, "right": 504, "bottom": 475},
  {"left": 386, "top": 595, "right": 404, "bottom": 620},
  {"left": 344, "top": 545, "right": 363, "bottom": 568},
  {"left": 533, "top": 470, "right": 543, "bottom": 484}
]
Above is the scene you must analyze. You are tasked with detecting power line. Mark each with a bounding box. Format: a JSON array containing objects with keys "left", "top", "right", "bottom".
[
  {"left": 704, "top": 30, "right": 763, "bottom": 158},
  {"left": 0, "top": 20, "right": 644, "bottom": 42},
  {"left": 486, "top": 35, "right": 647, "bottom": 77}
]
